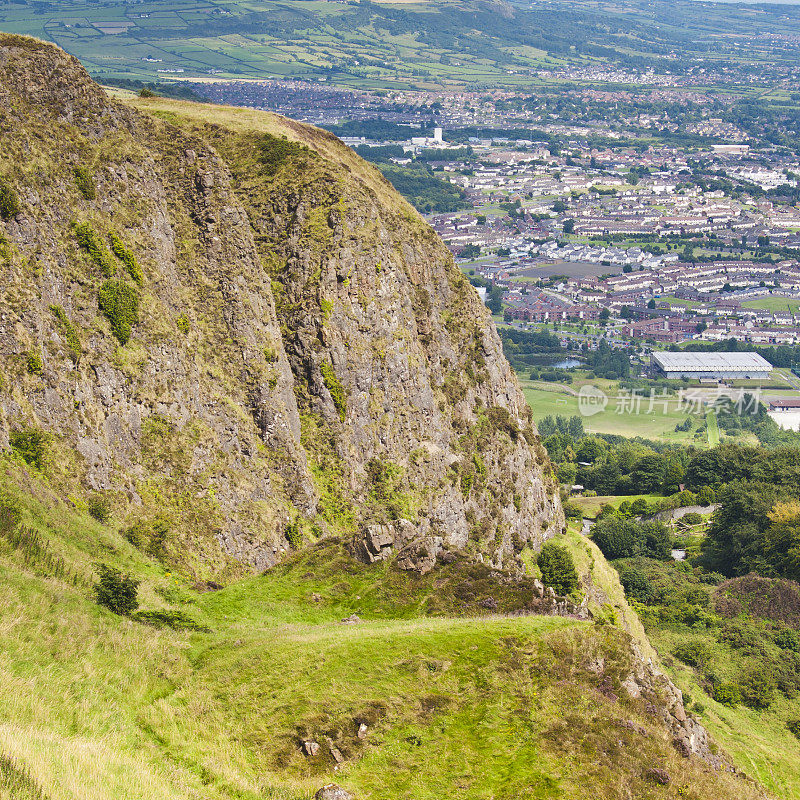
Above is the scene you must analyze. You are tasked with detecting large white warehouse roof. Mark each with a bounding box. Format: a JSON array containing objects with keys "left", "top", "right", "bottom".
[{"left": 651, "top": 351, "right": 772, "bottom": 373}]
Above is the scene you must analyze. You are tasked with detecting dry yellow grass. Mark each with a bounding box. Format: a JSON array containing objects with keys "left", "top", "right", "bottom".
[{"left": 121, "top": 94, "right": 416, "bottom": 219}]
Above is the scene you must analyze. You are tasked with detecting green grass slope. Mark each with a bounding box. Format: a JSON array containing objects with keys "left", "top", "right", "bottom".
[{"left": 0, "top": 456, "right": 770, "bottom": 800}]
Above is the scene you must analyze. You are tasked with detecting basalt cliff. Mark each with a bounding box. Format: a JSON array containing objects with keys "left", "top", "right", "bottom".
[{"left": 0, "top": 34, "right": 561, "bottom": 580}]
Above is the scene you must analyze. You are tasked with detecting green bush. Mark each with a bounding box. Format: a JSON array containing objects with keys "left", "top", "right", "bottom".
[
  {"left": 109, "top": 231, "right": 143, "bottom": 285},
  {"left": 49, "top": 305, "right": 81, "bottom": 362},
  {"left": 146, "top": 517, "right": 169, "bottom": 559},
  {"left": 98, "top": 279, "right": 139, "bottom": 344},
  {"left": 537, "top": 540, "right": 578, "bottom": 595},
  {"left": 592, "top": 517, "right": 670, "bottom": 560},
  {"left": 0, "top": 177, "right": 21, "bottom": 220},
  {"left": 284, "top": 519, "right": 304, "bottom": 549},
  {"left": 93, "top": 564, "right": 139, "bottom": 615},
  {"left": 9, "top": 427, "right": 48, "bottom": 471},
  {"left": 774, "top": 628, "right": 800, "bottom": 652},
  {"left": 712, "top": 682, "right": 742, "bottom": 707},
  {"left": 73, "top": 221, "right": 114, "bottom": 276},
  {"left": 630, "top": 498, "right": 649, "bottom": 516},
  {"left": 673, "top": 641, "right": 711, "bottom": 669},
  {"left": 788, "top": 719, "right": 800, "bottom": 740},
  {"left": 320, "top": 360, "right": 346, "bottom": 421},
  {"left": 717, "top": 620, "right": 760, "bottom": 650},
  {"left": 740, "top": 667, "right": 775, "bottom": 709},
  {"left": 25, "top": 351, "right": 43, "bottom": 375},
  {"left": 176, "top": 313, "right": 190, "bottom": 335},
  {"left": 125, "top": 516, "right": 169, "bottom": 560},
  {"left": 682, "top": 512, "right": 703, "bottom": 525},
  {"left": 618, "top": 565, "right": 654, "bottom": 603},
  {"left": 87, "top": 494, "right": 111, "bottom": 524},
  {"left": 258, "top": 133, "right": 312, "bottom": 176},
  {"left": 697, "top": 486, "right": 716, "bottom": 505},
  {"left": 73, "top": 166, "right": 96, "bottom": 200}
]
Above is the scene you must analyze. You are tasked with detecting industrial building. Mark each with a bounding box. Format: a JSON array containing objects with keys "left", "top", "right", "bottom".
[{"left": 650, "top": 351, "right": 772, "bottom": 381}]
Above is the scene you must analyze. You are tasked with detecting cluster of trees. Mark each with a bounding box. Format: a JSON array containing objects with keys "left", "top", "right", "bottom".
[
  {"left": 541, "top": 416, "right": 799, "bottom": 498},
  {"left": 626, "top": 557, "right": 800, "bottom": 716},
  {"left": 592, "top": 517, "right": 671, "bottom": 560},
  {"left": 541, "top": 417, "right": 693, "bottom": 494},
  {"left": 699, "top": 481, "right": 800, "bottom": 582},
  {"left": 373, "top": 163, "right": 468, "bottom": 213},
  {"left": 499, "top": 328, "right": 564, "bottom": 371},
  {"left": 583, "top": 340, "right": 632, "bottom": 380}
]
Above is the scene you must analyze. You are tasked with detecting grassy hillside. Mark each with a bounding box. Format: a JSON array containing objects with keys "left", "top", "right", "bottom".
[{"left": 0, "top": 456, "right": 769, "bottom": 800}]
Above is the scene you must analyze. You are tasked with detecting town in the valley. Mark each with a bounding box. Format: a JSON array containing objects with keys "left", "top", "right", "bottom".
[
  {"left": 181, "top": 72, "right": 800, "bottom": 434},
  {"left": 190, "top": 76, "right": 800, "bottom": 349}
]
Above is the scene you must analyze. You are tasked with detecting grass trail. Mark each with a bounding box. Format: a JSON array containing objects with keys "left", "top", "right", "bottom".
[{"left": 706, "top": 409, "right": 720, "bottom": 446}]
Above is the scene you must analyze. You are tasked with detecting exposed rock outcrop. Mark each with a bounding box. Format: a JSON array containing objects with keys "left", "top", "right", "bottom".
[
  {"left": 314, "top": 785, "right": 353, "bottom": 800},
  {"left": 0, "top": 34, "right": 562, "bottom": 580}
]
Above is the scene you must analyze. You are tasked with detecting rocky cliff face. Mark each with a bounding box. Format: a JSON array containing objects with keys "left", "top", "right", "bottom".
[{"left": 0, "top": 34, "right": 561, "bottom": 580}]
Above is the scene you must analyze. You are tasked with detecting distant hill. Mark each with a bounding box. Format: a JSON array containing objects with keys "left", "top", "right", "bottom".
[{"left": 2, "top": 0, "right": 800, "bottom": 88}]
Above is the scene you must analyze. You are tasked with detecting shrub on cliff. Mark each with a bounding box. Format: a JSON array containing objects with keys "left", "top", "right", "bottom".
[
  {"left": 259, "top": 133, "right": 312, "bottom": 176},
  {"left": 98, "top": 279, "right": 139, "bottom": 344},
  {"left": 73, "top": 221, "right": 114, "bottom": 276},
  {"left": 9, "top": 427, "right": 49, "bottom": 471},
  {"left": 73, "top": 166, "right": 96, "bottom": 200},
  {"left": 673, "top": 640, "right": 711, "bottom": 669},
  {"left": 124, "top": 516, "right": 169, "bottom": 559},
  {"left": 25, "top": 351, "right": 43, "bottom": 375},
  {"left": 0, "top": 177, "right": 21, "bottom": 220},
  {"left": 109, "top": 231, "right": 143, "bottom": 285},
  {"left": 537, "top": 541, "right": 578, "bottom": 595},
  {"left": 320, "top": 360, "right": 346, "bottom": 421},
  {"left": 88, "top": 494, "right": 111, "bottom": 524},
  {"left": 712, "top": 682, "right": 741, "bottom": 707}
]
